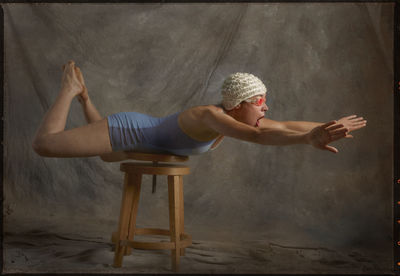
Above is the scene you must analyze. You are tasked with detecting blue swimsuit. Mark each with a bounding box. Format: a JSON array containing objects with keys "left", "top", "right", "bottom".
[{"left": 107, "top": 111, "right": 217, "bottom": 156}]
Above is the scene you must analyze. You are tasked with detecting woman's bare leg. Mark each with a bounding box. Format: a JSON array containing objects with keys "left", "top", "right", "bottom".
[
  {"left": 32, "top": 61, "right": 113, "bottom": 157},
  {"left": 80, "top": 96, "right": 103, "bottom": 124}
]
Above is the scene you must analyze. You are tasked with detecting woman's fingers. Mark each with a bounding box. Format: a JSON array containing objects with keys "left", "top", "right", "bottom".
[
  {"left": 324, "top": 145, "right": 338, "bottom": 153},
  {"left": 352, "top": 120, "right": 366, "bottom": 124},
  {"left": 347, "top": 121, "right": 366, "bottom": 132},
  {"left": 330, "top": 132, "right": 347, "bottom": 141},
  {"left": 326, "top": 123, "right": 344, "bottom": 131},
  {"left": 329, "top": 127, "right": 348, "bottom": 135},
  {"left": 321, "top": 121, "right": 338, "bottom": 130},
  {"left": 352, "top": 123, "right": 366, "bottom": 130},
  {"left": 330, "top": 129, "right": 347, "bottom": 140},
  {"left": 349, "top": 118, "right": 365, "bottom": 124}
]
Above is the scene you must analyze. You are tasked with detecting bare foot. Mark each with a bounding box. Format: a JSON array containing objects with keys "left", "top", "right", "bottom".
[
  {"left": 74, "top": 66, "right": 89, "bottom": 104},
  {"left": 77, "top": 86, "right": 89, "bottom": 104},
  {"left": 60, "top": 60, "right": 84, "bottom": 99}
]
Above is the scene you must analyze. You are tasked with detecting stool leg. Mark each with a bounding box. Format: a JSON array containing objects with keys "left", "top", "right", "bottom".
[
  {"left": 168, "top": 175, "right": 181, "bottom": 272},
  {"left": 113, "top": 173, "right": 141, "bottom": 267},
  {"left": 125, "top": 173, "right": 141, "bottom": 256},
  {"left": 178, "top": 175, "right": 185, "bottom": 256}
]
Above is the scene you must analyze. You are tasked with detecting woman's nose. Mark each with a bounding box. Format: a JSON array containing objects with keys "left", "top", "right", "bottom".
[{"left": 262, "top": 103, "right": 269, "bottom": 111}]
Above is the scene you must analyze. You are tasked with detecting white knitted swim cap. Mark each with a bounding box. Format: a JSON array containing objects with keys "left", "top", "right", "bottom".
[{"left": 221, "top": 72, "right": 267, "bottom": 110}]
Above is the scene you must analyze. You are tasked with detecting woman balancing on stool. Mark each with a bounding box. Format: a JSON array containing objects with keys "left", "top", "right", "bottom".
[{"left": 32, "top": 60, "right": 367, "bottom": 158}]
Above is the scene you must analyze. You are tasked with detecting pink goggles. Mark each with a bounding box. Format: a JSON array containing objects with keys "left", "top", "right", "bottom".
[{"left": 244, "top": 96, "right": 266, "bottom": 106}]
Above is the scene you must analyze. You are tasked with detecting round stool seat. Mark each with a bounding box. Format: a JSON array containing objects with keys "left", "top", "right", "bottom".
[
  {"left": 101, "top": 151, "right": 188, "bottom": 163},
  {"left": 123, "top": 152, "right": 189, "bottom": 162},
  {"left": 120, "top": 162, "right": 190, "bottom": 175}
]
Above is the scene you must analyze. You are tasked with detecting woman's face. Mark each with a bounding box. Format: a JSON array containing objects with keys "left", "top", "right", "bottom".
[{"left": 236, "top": 94, "right": 268, "bottom": 127}]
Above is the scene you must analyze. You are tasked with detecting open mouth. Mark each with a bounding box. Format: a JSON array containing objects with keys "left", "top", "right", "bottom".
[{"left": 255, "top": 116, "right": 264, "bottom": 127}]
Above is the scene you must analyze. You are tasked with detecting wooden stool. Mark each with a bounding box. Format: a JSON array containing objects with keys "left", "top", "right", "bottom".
[{"left": 109, "top": 152, "right": 191, "bottom": 271}]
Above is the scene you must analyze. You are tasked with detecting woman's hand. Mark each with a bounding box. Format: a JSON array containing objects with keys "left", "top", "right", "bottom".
[
  {"left": 337, "top": 115, "right": 367, "bottom": 138},
  {"left": 306, "top": 121, "right": 348, "bottom": 153}
]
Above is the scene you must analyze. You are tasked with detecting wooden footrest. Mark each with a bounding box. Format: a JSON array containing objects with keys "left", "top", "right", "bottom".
[{"left": 111, "top": 228, "right": 192, "bottom": 250}]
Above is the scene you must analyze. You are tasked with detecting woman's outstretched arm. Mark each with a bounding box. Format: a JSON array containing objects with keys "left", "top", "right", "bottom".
[
  {"left": 201, "top": 106, "right": 350, "bottom": 153},
  {"left": 269, "top": 115, "right": 367, "bottom": 137}
]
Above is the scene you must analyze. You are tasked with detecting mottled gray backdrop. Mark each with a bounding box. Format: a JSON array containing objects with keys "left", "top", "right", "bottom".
[{"left": 3, "top": 3, "right": 394, "bottom": 273}]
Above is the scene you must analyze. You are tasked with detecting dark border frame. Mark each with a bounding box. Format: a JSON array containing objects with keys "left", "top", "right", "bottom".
[
  {"left": 1, "top": 4, "right": 4, "bottom": 276},
  {"left": 394, "top": 0, "right": 399, "bottom": 274}
]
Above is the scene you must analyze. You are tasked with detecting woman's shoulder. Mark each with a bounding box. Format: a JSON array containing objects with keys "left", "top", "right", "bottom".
[
  {"left": 179, "top": 105, "right": 226, "bottom": 125},
  {"left": 187, "top": 104, "right": 225, "bottom": 114},
  {"left": 178, "top": 105, "right": 222, "bottom": 140}
]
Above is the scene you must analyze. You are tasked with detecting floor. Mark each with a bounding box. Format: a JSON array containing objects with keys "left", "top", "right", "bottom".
[{"left": 3, "top": 216, "right": 393, "bottom": 274}]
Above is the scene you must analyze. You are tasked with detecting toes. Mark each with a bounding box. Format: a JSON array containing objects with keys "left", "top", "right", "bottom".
[
  {"left": 75, "top": 67, "right": 85, "bottom": 84},
  {"left": 62, "top": 61, "right": 75, "bottom": 71},
  {"left": 65, "top": 60, "right": 75, "bottom": 70}
]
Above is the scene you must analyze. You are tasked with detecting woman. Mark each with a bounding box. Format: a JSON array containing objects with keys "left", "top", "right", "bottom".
[{"left": 32, "top": 61, "right": 367, "bottom": 159}]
